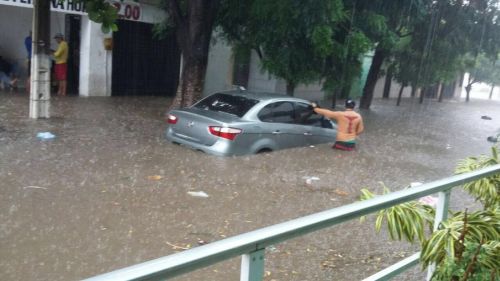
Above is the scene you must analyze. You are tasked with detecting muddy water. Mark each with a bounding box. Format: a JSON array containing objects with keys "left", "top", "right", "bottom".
[{"left": 1, "top": 93, "right": 499, "bottom": 281}]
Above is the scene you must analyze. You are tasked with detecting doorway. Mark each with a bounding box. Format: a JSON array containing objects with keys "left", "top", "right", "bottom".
[
  {"left": 65, "top": 14, "right": 81, "bottom": 95},
  {"left": 112, "top": 20, "right": 180, "bottom": 96}
]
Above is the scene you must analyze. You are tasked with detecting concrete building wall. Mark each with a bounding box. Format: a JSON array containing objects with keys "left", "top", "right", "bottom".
[
  {"left": 246, "top": 51, "right": 325, "bottom": 100},
  {"left": 79, "top": 18, "right": 112, "bottom": 97},
  {"left": 373, "top": 76, "right": 413, "bottom": 99},
  {"left": 247, "top": 52, "right": 279, "bottom": 93},
  {"left": 203, "top": 38, "right": 234, "bottom": 97}
]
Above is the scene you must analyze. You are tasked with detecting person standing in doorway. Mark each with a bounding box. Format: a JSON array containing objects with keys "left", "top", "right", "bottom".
[
  {"left": 311, "top": 99, "right": 364, "bottom": 151},
  {"left": 25, "top": 31, "right": 32, "bottom": 93},
  {"left": 53, "top": 33, "right": 68, "bottom": 96}
]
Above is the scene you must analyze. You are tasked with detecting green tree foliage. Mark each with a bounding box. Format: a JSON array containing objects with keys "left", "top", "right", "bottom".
[
  {"left": 85, "top": 0, "right": 119, "bottom": 33},
  {"left": 353, "top": 0, "right": 430, "bottom": 109},
  {"left": 360, "top": 147, "right": 500, "bottom": 280},
  {"left": 322, "top": 2, "right": 372, "bottom": 105},
  {"left": 389, "top": 0, "right": 500, "bottom": 104},
  {"left": 218, "top": 0, "right": 347, "bottom": 96},
  {"left": 471, "top": 56, "right": 500, "bottom": 87}
]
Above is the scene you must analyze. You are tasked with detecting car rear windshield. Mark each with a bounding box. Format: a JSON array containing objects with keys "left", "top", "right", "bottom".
[{"left": 194, "top": 93, "right": 259, "bottom": 117}]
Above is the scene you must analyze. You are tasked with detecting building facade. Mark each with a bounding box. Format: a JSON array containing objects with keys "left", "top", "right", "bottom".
[{"left": 0, "top": 0, "right": 179, "bottom": 97}]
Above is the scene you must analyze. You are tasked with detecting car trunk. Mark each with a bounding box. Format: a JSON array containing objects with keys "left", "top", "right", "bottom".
[{"left": 168, "top": 108, "right": 243, "bottom": 146}]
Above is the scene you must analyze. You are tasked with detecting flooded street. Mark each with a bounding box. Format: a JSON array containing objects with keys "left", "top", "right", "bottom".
[{"left": 1, "top": 92, "right": 499, "bottom": 281}]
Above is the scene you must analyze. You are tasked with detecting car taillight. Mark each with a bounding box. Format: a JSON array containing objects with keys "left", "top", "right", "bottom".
[
  {"left": 209, "top": 126, "right": 242, "bottom": 140},
  {"left": 167, "top": 114, "right": 178, "bottom": 124}
]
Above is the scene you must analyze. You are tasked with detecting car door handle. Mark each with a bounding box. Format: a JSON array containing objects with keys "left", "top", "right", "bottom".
[
  {"left": 304, "top": 132, "right": 312, "bottom": 136},
  {"left": 272, "top": 130, "right": 282, "bottom": 135}
]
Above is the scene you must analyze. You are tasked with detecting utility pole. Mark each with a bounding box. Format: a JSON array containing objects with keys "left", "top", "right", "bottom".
[{"left": 30, "top": 0, "right": 51, "bottom": 119}]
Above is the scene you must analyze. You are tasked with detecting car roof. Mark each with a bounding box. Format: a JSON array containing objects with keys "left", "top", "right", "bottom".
[{"left": 215, "top": 90, "right": 309, "bottom": 103}]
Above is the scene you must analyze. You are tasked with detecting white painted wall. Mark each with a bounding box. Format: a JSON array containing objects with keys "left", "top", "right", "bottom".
[
  {"left": 373, "top": 76, "right": 413, "bottom": 99},
  {"left": 0, "top": 5, "right": 66, "bottom": 81},
  {"left": 247, "top": 52, "right": 278, "bottom": 93},
  {"left": 79, "top": 18, "right": 112, "bottom": 96},
  {"left": 203, "top": 38, "right": 234, "bottom": 96},
  {"left": 246, "top": 51, "right": 325, "bottom": 100}
]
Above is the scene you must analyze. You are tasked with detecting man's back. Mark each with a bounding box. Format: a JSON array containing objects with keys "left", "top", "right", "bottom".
[
  {"left": 312, "top": 107, "right": 364, "bottom": 142},
  {"left": 333, "top": 110, "right": 363, "bottom": 142}
]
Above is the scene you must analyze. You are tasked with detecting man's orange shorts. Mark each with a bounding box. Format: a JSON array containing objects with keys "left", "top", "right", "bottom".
[{"left": 54, "top": 63, "right": 67, "bottom": 81}]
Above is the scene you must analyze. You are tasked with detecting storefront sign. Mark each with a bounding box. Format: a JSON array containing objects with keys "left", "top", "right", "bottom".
[
  {"left": 1, "top": 0, "right": 87, "bottom": 15},
  {"left": 0, "top": 0, "right": 142, "bottom": 21},
  {"left": 110, "top": 1, "right": 141, "bottom": 21}
]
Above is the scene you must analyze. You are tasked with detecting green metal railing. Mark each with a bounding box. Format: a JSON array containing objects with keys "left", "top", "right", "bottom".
[{"left": 84, "top": 164, "right": 500, "bottom": 281}]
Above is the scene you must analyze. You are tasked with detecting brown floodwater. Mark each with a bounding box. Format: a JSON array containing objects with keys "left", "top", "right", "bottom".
[{"left": 1, "top": 92, "right": 499, "bottom": 281}]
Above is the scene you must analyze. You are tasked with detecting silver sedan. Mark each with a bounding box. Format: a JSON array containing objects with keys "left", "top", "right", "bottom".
[{"left": 165, "top": 90, "right": 337, "bottom": 156}]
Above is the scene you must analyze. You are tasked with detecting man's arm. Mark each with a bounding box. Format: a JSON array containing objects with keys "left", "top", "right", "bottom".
[{"left": 311, "top": 102, "right": 339, "bottom": 119}]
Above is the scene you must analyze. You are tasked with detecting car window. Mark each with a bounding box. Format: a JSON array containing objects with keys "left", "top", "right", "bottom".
[
  {"left": 294, "top": 102, "right": 333, "bottom": 128},
  {"left": 258, "top": 102, "right": 295, "bottom": 123},
  {"left": 194, "top": 93, "right": 259, "bottom": 117}
]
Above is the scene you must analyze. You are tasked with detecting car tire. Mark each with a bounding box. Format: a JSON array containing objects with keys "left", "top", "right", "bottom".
[{"left": 256, "top": 148, "right": 273, "bottom": 154}]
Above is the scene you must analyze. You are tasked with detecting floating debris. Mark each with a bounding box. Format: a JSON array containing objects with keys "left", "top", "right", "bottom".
[
  {"left": 166, "top": 241, "right": 191, "bottom": 250},
  {"left": 23, "top": 185, "right": 48, "bottom": 190},
  {"left": 410, "top": 182, "right": 423, "bottom": 187},
  {"left": 36, "top": 132, "right": 55, "bottom": 140},
  {"left": 187, "top": 191, "right": 209, "bottom": 198},
  {"left": 487, "top": 135, "right": 499, "bottom": 143},
  {"left": 334, "top": 189, "right": 349, "bottom": 196},
  {"left": 147, "top": 175, "right": 163, "bottom": 181},
  {"left": 302, "top": 176, "right": 320, "bottom": 185}
]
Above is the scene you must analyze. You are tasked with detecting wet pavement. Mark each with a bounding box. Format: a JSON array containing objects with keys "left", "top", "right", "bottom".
[{"left": 1, "top": 92, "right": 499, "bottom": 281}]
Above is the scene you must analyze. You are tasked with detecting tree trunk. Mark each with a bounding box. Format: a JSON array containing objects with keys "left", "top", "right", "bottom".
[
  {"left": 167, "top": 0, "right": 219, "bottom": 109},
  {"left": 286, "top": 81, "right": 295, "bottom": 96},
  {"left": 411, "top": 86, "right": 416, "bottom": 98},
  {"left": 489, "top": 84, "right": 495, "bottom": 99},
  {"left": 396, "top": 84, "right": 405, "bottom": 106},
  {"left": 465, "top": 84, "right": 472, "bottom": 102},
  {"left": 465, "top": 75, "right": 474, "bottom": 102},
  {"left": 360, "top": 47, "right": 387, "bottom": 109},
  {"left": 331, "top": 91, "right": 337, "bottom": 109},
  {"left": 437, "top": 82, "right": 444, "bottom": 102},
  {"left": 382, "top": 67, "right": 393, "bottom": 99},
  {"left": 342, "top": 81, "right": 351, "bottom": 99},
  {"left": 419, "top": 86, "right": 426, "bottom": 104},
  {"left": 171, "top": 58, "right": 208, "bottom": 108}
]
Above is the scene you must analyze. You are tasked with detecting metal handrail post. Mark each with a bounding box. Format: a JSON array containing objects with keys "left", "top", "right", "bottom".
[
  {"left": 362, "top": 252, "right": 421, "bottom": 281},
  {"left": 426, "top": 189, "right": 451, "bottom": 280},
  {"left": 240, "top": 248, "right": 265, "bottom": 281}
]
